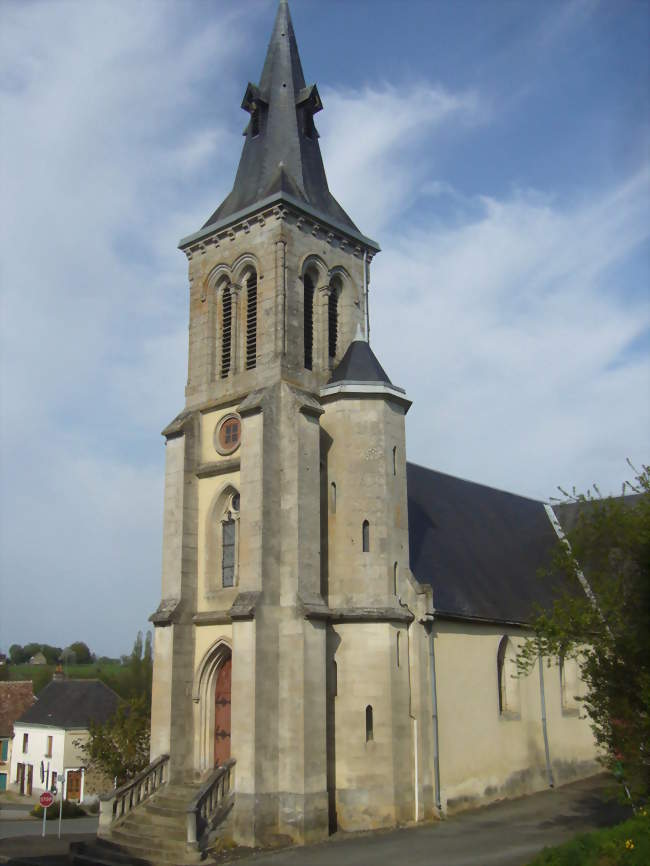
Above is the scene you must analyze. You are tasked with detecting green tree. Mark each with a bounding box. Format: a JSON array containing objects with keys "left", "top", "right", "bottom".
[
  {"left": 517, "top": 462, "right": 650, "bottom": 798},
  {"left": 77, "top": 632, "right": 153, "bottom": 785},
  {"left": 66, "top": 641, "right": 92, "bottom": 664},
  {"left": 41, "top": 644, "right": 63, "bottom": 665},
  {"left": 76, "top": 695, "right": 151, "bottom": 786},
  {"left": 9, "top": 644, "right": 27, "bottom": 664}
]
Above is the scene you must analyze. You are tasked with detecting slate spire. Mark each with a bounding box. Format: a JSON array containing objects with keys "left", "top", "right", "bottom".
[{"left": 203, "top": 0, "right": 358, "bottom": 232}]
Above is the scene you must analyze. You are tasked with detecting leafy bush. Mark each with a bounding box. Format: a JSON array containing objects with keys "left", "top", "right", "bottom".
[{"left": 30, "top": 799, "right": 86, "bottom": 819}]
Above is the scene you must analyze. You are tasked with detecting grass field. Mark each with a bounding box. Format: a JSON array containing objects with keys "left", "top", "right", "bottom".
[{"left": 527, "top": 809, "right": 649, "bottom": 865}]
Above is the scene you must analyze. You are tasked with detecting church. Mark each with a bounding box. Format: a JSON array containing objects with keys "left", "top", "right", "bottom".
[{"left": 96, "top": 1, "right": 599, "bottom": 856}]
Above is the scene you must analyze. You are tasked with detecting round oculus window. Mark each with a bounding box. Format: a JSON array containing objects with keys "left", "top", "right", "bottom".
[{"left": 215, "top": 414, "right": 241, "bottom": 455}]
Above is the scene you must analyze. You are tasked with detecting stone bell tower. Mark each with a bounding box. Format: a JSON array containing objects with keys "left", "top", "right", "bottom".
[{"left": 148, "top": 0, "right": 394, "bottom": 847}]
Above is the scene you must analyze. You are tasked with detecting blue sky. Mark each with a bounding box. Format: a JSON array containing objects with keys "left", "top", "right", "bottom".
[{"left": 1, "top": 0, "right": 648, "bottom": 656}]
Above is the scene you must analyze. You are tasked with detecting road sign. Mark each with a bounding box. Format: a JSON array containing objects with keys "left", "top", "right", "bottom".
[{"left": 39, "top": 791, "right": 54, "bottom": 808}]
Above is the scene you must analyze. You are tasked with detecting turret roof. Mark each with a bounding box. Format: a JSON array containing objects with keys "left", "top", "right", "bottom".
[
  {"left": 328, "top": 339, "right": 393, "bottom": 385},
  {"left": 203, "top": 0, "right": 358, "bottom": 234}
]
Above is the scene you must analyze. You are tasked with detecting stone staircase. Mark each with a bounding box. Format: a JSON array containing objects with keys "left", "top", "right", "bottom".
[{"left": 71, "top": 780, "right": 233, "bottom": 866}]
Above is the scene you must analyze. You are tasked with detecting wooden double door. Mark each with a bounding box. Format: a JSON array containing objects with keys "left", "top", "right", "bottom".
[{"left": 214, "top": 657, "right": 232, "bottom": 767}]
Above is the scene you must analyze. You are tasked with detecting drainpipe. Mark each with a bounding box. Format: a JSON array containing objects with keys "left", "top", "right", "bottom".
[
  {"left": 538, "top": 654, "right": 554, "bottom": 787},
  {"left": 428, "top": 623, "right": 442, "bottom": 811},
  {"left": 363, "top": 250, "right": 369, "bottom": 341}
]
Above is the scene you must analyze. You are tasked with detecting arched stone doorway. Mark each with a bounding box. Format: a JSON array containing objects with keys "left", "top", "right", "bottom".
[{"left": 193, "top": 641, "right": 232, "bottom": 773}]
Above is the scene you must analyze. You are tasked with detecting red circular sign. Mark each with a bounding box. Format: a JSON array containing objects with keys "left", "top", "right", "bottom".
[{"left": 39, "top": 792, "right": 54, "bottom": 808}]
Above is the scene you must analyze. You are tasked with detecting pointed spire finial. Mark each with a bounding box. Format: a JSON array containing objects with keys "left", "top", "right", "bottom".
[{"left": 201, "top": 0, "right": 359, "bottom": 234}]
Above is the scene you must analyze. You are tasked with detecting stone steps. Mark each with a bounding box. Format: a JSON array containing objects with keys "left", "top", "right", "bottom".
[
  {"left": 73, "top": 781, "right": 208, "bottom": 866},
  {"left": 114, "top": 816, "right": 187, "bottom": 844}
]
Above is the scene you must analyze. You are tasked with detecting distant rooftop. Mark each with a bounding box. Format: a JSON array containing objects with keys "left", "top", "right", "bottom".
[{"left": 16, "top": 679, "right": 120, "bottom": 730}]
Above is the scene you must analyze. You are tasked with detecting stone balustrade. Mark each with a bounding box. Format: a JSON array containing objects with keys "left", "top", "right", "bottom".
[
  {"left": 186, "top": 759, "right": 235, "bottom": 849},
  {"left": 98, "top": 753, "right": 169, "bottom": 834}
]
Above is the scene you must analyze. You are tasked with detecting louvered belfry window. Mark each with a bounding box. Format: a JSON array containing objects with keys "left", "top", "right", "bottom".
[
  {"left": 328, "top": 288, "right": 338, "bottom": 360},
  {"left": 304, "top": 273, "right": 314, "bottom": 370},
  {"left": 246, "top": 274, "right": 257, "bottom": 370},
  {"left": 221, "top": 286, "right": 232, "bottom": 378}
]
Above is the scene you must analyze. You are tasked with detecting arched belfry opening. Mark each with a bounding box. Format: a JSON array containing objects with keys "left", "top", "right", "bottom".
[{"left": 193, "top": 641, "right": 233, "bottom": 773}]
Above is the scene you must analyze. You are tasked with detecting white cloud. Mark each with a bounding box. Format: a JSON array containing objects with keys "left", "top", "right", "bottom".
[
  {"left": 0, "top": 0, "right": 252, "bottom": 654},
  {"left": 369, "top": 168, "right": 650, "bottom": 499},
  {"left": 319, "top": 83, "right": 483, "bottom": 236}
]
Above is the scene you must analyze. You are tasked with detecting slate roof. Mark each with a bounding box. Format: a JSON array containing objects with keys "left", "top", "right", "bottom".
[
  {"left": 16, "top": 680, "right": 120, "bottom": 730},
  {"left": 203, "top": 0, "right": 359, "bottom": 234},
  {"left": 0, "top": 681, "right": 35, "bottom": 738},
  {"left": 329, "top": 340, "right": 393, "bottom": 385},
  {"left": 406, "top": 463, "right": 583, "bottom": 624}
]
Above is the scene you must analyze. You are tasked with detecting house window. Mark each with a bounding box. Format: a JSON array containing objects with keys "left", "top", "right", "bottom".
[
  {"left": 45, "top": 736, "right": 53, "bottom": 758},
  {"left": 0, "top": 739, "right": 7, "bottom": 762},
  {"left": 362, "top": 520, "right": 370, "bottom": 552},
  {"left": 221, "top": 285, "right": 232, "bottom": 378},
  {"left": 330, "top": 482, "right": 336, "bottom": 513},
  {"left": 328, "top": 287, "right": 338, "bottom": 360},
  {"left": 365, "top": 705, "right": 373, "bottom": 742},
  {"left": 22, "top": 733, "right": 28, "bottom": 753},
  {"left": 51, "top": 771, "right": 57, "bottom": 791},
  {"left": 304, "top": 273, "right": 314, "bottom": 370},
  {"left": 392, "top": 446, "right": 397, "bottom": 476},
  {"left": 245, "top": 273, "right": 257, "bottom": 370}
]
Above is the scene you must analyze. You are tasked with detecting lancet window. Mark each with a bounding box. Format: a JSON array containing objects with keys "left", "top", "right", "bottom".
[
  {"left": 497, "top": 635, "right": 520, "bottom": 716},
  {"left": 221, "top": 492, "right": 240, "bottom": 588},
  {"left": 365, "top": 705, "right": 374, "bottom": 742}
]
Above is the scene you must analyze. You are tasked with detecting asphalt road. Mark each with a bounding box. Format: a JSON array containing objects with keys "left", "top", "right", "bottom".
[
  {"left": 232, "top": 775, "right": 629, "bottom": 866},
  {"left": 0, "top": 775, "right": 629, "bottom": 866},
  {"left": 0, "top": 816, "right": 98, "bottom": 840}
]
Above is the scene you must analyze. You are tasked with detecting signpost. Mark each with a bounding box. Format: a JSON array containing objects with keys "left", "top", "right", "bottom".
[
  {"left": 58, "top": 771, "right": 64, "bottom": 839},
  {"left": 39, "top": 791, "right": 54, "bottom": 837}
]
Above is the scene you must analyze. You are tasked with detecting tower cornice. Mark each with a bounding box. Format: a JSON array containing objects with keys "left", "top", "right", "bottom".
[{"left": 179, "top": 192, "right": 380, "bottom": 260}]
